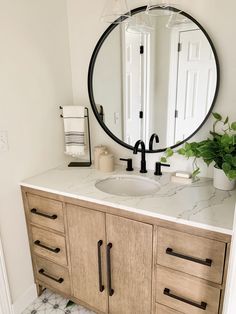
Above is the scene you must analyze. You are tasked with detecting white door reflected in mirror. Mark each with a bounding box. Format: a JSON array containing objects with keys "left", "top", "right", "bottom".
[{"left": 172, "top": 28, "right": 217, "bottom": 145}]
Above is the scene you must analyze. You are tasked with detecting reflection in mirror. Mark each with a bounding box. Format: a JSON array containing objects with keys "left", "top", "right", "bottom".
[{"left": 92, "top": 9, "right": 218, "bottom": 150}]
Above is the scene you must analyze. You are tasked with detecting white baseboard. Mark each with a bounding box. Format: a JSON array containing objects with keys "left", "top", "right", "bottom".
[{"left": 12, "top": 284, "right": 37, "bottom": 314}]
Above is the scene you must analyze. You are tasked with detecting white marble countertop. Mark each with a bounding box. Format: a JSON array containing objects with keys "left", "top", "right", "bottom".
[{"left": 20, "top": 164, "right": 236, "bottom": 235}]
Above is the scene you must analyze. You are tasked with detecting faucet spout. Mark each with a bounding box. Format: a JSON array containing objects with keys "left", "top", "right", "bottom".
[
  {"left": 149, "top": 133, "right": 160, "bottom": 151},
  {"left": 133, "top": 140, "right": 147, "bottom": 173}
]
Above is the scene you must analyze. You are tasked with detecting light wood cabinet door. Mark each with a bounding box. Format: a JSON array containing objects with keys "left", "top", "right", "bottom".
[
  {"left": 155, "top": 266, "right": 221, "bottom": 314},
  {"left": 67, "top": 204, "right": 108, "bottom": 313},
  {"left": 35, "top": 256, "right": 71, "bottom": 295},
  {"left": 27, "top": 193, "right": 64, "bottom": 232},
  {"left": 31, "top": 226, "right": 67, "bottom": 266},
  {"left": 106, "top": 214, "right": 153, "bottom": 314},
  {"left": 156, "top": 227, "right": 226, "bottom": 284}
]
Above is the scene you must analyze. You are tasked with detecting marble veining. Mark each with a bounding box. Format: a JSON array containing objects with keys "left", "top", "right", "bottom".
[{"left": 20, "top": 164, "right": 236, "bottom": 235}]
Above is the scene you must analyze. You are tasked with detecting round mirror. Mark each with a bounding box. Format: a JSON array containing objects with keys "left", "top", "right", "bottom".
[{"left": 88, "top": 6, "right": 219, "bottom": 152}]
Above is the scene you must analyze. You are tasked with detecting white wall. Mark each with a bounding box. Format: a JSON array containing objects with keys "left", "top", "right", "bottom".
[
  {"left": 67, "top": 0, "right": 236, "bottom": 176},
  {"left": 93, "top": 26, "right": 123, "bottom": 139},
  {"left": 0, "top": 0, "right": 73, "bottom": 309}
]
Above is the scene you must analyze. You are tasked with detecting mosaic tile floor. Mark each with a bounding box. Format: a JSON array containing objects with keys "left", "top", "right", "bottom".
[{"left": 21, "top": 289, "right": 95, "bottom": 314}]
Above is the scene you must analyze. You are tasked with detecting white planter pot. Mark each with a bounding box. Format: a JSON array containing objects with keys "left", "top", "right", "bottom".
[{"left": 213, "top": 167, "right": 236, "bottom": 191}]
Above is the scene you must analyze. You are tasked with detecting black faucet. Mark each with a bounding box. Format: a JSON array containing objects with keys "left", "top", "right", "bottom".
[
  {"left": 133, "top": 140, "right": 147, "bottom": 173},
  {"left": 154, "top": 162, "right": 170, "bottom": 175},
  {"left": 149, "top": 133, "right": 160, "bottom": 151},
  {"left": 120, "top": 158, "right": 133, "bottom": 171}
]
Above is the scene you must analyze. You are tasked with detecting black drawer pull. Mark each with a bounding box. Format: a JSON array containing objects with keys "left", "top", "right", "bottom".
[
  {"left": 31, "top": 208, "right": 57, "bottom": 220},
  {"left": 39, "top": 268, "right": 64, "bottom": 283},
  {"left": 34, "top": 240, "right": 60, "bottom": 253},
  {"left": 106, "top": 243, "right": 114, "bottom": 296},
  {"left": 166, "top": 248, "right": 212, "bottom": 267},
  {"left": 97, "top": 240, "right": 104, "bottom": 292},
  {"left": 164, "top": 288, "right": 207, "bottom": 310}
]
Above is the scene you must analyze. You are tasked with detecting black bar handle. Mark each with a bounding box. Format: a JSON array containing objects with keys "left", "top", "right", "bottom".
[
  {"left": 34, "top": 240, "right": 60, "bottom": 253},
  {"left": 31, "top": 208, "right": 57, "bottom": 220},
  {"left": 106, "top": 243, "right": 114, "bottom": 296},
  {"left": 164, "top": 288, "right": 207, "bottom": 310},
  {"left": 39, "top": 269, "right": 64, "bottom": 284},
  {"left": 97, "top": 240, "right": 104, "bottom": 292},
  {"left": 166, "top": 248, "right": 212, "bottom": 267}
]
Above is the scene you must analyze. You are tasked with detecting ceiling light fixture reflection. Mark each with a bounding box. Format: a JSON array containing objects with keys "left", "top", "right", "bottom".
[
  {"left": 145, "top": 0, "right": 181, "bottom": 17},
  {"left": 166, "top": 13, "right": 191, "bottom": 29},
  {"left": 126, "top": 13, "right": 154, "bottom": 34},
  {"left": 101, "top": 0, "right": 131, "bottom": 24}
]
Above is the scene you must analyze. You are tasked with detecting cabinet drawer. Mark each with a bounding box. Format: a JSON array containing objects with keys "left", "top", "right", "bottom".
[
  {"left": 156, "top": 227, "right": 226, "bottom": 284},
  {"left": 155, "top": 266, "right": 220, "bottom": 314},
  {"left": 27, "top": 194, "right": 64, "bottom": 233},
  {"left": 156, "top": 303, "right": 182, "bottom": 314},
  {"left": 35, "top": 256, "right": 70, "bottom": 294},
  {"left": 31, "top": 226, "right": 67, "bottom": 266}
]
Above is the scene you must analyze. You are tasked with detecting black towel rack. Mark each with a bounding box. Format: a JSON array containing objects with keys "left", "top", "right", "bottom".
[{"left": 59, "top": 106, "right": 92, "bottom": 167}]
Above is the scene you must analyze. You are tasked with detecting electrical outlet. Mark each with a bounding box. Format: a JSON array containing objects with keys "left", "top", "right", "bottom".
[{"left": 0, "top": 131, "right": 9, "bottom": 152}]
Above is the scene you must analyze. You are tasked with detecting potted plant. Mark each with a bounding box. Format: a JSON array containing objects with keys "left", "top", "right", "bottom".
[{"left": 161, "top": 113, "right": 236, "bottom": 190}]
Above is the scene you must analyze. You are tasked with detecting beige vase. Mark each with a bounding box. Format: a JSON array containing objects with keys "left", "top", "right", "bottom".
[{"left": 213, "top": 167, "right": 236, "bottom": 191}]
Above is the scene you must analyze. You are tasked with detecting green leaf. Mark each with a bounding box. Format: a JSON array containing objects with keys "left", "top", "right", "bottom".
[
  {"left": 185, "top": 149, "right": 195, "bottom": 158},
  {"left": 232, "top": 156, "right": 236, "bottom": 167},
  {"left": 221, "top": 134, "right": 233, "bottom": 146},
  {"left": 227, "top": 170, "right": 236, "bottom": 180},
  {"left": 192, "top": 167, "right": 200, "bottom": 178},
  {"left": 233, "top": 135, "right": 236, "bottom": 145},
  {"left": 224, "top": 154, "right": 233, "bottom": 164},
  {"left": 203, "top": 159, "right": 213, "bottom": 166},
  {"left": 185, "top": 142, "right": 191, "bottom": 150},
  {"left": 222, "top": 162, "right": 231, "bottom": 173},
  {"left": 160, "top": 157, "right": 167, "bottom": 163},
  {"left": 231, "top": 122, "right": 236, "bottom": 131},
  {"left": 212, "top": 112, "right": 222, "bottom": 121},
  {"left": 177, "top": 148, "right": 186, "bottom": 155},
  {"left": 165, "top": 148, "right": 174, "bottom": 158},
  {"left": 224, "top": 116, "right": 229, "bottom": 124},
  {"left": 66, "top": 300, "right": 75, "bottom": 308}
]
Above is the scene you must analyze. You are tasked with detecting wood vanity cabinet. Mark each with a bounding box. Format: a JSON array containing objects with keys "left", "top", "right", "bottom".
[
  {"left": 21, "top": 187, "right": 231, "bottom": 314},
  {"left": 67, "top": 204, "right": 152, "bottom": 314}
]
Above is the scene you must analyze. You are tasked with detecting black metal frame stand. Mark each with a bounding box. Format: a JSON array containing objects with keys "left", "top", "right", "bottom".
[{"left": 60, "top": 106, "right": 92, "bottom": 167}]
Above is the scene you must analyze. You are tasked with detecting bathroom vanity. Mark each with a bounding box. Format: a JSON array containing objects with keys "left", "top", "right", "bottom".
[{"left": 20, "top": 165, "right": 236, "bottom": 314}]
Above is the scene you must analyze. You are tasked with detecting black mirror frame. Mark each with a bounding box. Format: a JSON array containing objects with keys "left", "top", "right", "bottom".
[{"left": 88, "top": 6, "right": 220, "bottom": 153}]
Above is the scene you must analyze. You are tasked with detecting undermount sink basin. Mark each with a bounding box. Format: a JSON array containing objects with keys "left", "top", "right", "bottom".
[{"left": 95, "top": 175, "right": 161, "bottom": 197}]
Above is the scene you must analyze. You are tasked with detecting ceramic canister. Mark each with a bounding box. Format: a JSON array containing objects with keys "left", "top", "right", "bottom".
[
  {"left": 213, "top": 166, "right": 236, "bottom": 191},
  {"left": 99, "top": 151, "right": 114, "bottom": 172},
  {"left": 94, "top": 145, "right": 107, "bottom": 169}
]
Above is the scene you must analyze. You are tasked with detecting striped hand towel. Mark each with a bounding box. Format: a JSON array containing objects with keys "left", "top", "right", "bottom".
[{"left": 63, "top": 106, "right": 86, "bottom": 157}]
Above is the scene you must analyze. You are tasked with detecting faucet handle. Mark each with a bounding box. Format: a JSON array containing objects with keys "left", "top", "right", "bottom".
[
  {"left": 120, "top": 158, "right": 134, "bottom": 171},
  {"left": 154, "top": 162, "right": 170, "bottom": 176}
]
